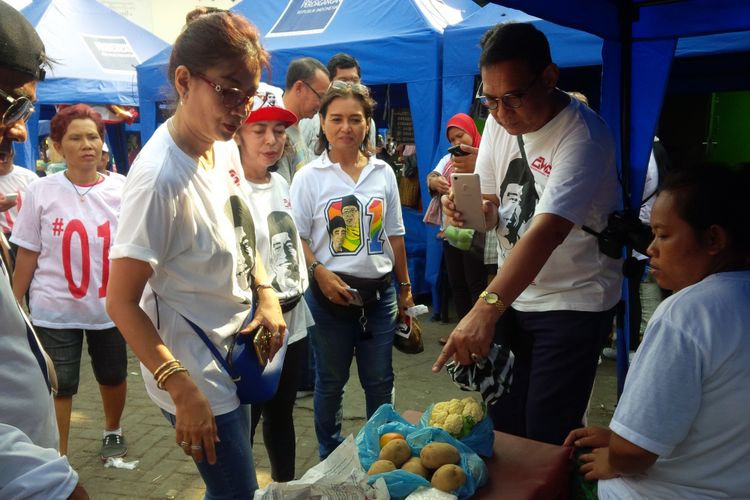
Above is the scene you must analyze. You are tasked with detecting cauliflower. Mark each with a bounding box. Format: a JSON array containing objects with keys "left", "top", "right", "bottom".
[
  {"left": 446, "top": 399, "right": 465, "bottom": 415},
  {"left": 462, "top": 400, "right": 484, "bottom": 422},
  {"left": 429, "top": 410, "right": 448, "bottom": 426},
  {"left": 442, "top": 413, "right": 464, "bottom": 435}
]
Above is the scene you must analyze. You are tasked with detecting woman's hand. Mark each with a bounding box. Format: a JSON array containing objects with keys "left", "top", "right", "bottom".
[
  {"left": 315, "top": 266, "right": 355, "bottom": 306},
  {"left": 563, "top": 426, "right": 612, "bottom": 449},
  {"left": 432, "top": 301, "right": 498, "bottom": 371},
  {"left": 397, "top": 286, "right": 415, "bottom": 315},
  {"left": 428, "top": 174, "right": 450, "bottom": 195},
  {"left": 451, "top": 145, "right": 478, "bottom": 173},
  {"left": 242, "top": 287, "right": 286, "bottom": 361},
  {"left": 166, "top": 373, "right": 219, "bottom": 465},
  {"left": 579, "top": 447, "right": 621, "bottom": 481}
]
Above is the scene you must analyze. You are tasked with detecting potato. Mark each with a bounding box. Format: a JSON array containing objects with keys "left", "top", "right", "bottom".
[
  {"left": 420, "top": 442, "right": 460, "bottom": 469},
  {"left": 431, "top": 464, "right": 467, "bottom": 492},
  {"left": 400, "top": 457, "right": 429, "bottom": 479},
  {"left": 379, "top": 438, "right": 412, "bottom": 467},
  {"left": 368, "top": 459, "right": 396, "bottom": 475}
]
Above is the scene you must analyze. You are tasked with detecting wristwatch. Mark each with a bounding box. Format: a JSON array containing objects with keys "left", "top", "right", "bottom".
[
  {"left": 479, "top": 291, "right": 507, "bottom": 314},
  {"left": 308, "top": 260, "right": 322, "bottom": 277}
]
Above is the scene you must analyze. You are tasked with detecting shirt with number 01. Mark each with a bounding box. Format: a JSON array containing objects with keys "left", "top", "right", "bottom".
[{"left": 10, "top": 172, "right": 122, "bottom": 329}]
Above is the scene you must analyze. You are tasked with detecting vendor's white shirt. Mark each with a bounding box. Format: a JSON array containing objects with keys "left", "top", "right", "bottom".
[
  {"left": 110, "top": 124, "right": 254, "bottom": 415},
  {"left": 290, "top": 152, "right": 404, "bottom": 278},
  {"left": 232, "top": 170, "right": 311, "bottom": 344},
  {"left": 11, "top": 172, "right": 121, "bottom": 329},
  {"left": 0, "top": 165, "right": 38, "bottom": 234},
  {"left": 600, "top": 271, "right": 750, "bottom": 499},
  {"left": 476, "top": 97, "right": 622, "bottom": 312}
]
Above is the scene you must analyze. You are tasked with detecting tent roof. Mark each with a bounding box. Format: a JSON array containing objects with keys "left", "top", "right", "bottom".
[
  {"left": 230, "top": 0, "right": 456, "bottom": 87},
  {"left": 23, "top": 0, "right": 168, "bottom": 105},
  {"left": 445, "top": 4, "right": 603, "bottom": 78}
]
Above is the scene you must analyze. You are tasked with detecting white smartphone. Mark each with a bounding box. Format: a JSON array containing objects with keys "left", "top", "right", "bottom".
[
  {"left": 3, "top": 193, "right": 17, "bottom": 203},
  {"left": 451, "top": 173, "right": 485, "bottom": 232}
]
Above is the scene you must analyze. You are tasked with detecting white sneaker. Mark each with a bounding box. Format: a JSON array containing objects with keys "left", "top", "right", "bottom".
[{"left": 601, "top": 347, "right": 635, "bottom": 362}]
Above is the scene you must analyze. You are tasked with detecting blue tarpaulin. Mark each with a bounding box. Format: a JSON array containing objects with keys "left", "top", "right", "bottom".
[{"left": 14, "top": 0, "right": 167, "bottom": 170}]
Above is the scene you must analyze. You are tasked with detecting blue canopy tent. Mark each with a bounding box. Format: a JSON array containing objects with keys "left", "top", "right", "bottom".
[
  {"left": 482, "top": 0, "right": 750, "bottom": 392},
  {"left": 136, "top": 0, "right": 478, "bottom": 296},
  {"left": 14, "top": 0, "right": 167, "bottom": 171}
]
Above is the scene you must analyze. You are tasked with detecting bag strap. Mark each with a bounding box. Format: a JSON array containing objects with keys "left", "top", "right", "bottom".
[
  {"left": 517, "top": 134, "right": 529, "bottom": 168},
  {"left": 181, "top": 315, "right": 235, "bottom": 378}
]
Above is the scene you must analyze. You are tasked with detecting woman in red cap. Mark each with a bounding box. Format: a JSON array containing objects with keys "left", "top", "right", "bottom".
[
  {"left": 232, "top": 89, "right": 310, "bottom": 482},
  {"left": 426, "top": 113, "right": 491, "bottom": 327}
]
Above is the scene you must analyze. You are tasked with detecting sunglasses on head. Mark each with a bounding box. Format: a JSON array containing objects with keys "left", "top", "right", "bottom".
[
  {"left": 0, "top": 88, "right": 35, "bottom": 126},
  {"left": 329, "top": 80, "right": 370, "bottom": 97}
]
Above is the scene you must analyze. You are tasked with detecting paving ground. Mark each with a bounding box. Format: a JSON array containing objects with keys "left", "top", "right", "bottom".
[{"left": 65, "top": 311, "right": 631, "bottom": 499}]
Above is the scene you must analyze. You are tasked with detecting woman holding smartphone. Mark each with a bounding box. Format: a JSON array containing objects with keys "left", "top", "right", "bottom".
[
  {"left": 426, "top": 113, "right": 488, "bottom": 326},
  {"left": 105, "top": 9, "right": 284, "bottom": 497},
  {"left": 290, "top": 81, "right": 414, "bottom": 460}
]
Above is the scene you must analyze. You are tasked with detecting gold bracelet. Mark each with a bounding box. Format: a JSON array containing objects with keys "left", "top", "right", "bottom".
[
  {"left": 153, "top": 359, "right": 180, "bottom": 381},
  {"left": 157, "top": 366, "right": 189, "bottom": 390}
]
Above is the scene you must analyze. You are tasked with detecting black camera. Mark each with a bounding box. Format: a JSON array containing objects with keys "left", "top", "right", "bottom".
[{"left": 589, "top": 210, "right": 653, "bottom": 259}]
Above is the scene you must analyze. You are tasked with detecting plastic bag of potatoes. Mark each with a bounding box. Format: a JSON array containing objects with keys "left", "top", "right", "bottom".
[{"left": 355, "top": 404, "right": 488, "bottom": 499}]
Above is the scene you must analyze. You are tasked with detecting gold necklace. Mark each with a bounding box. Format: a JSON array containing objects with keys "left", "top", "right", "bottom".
[{"left": 64, "top": 171, "right": 102, "bottom": 202}]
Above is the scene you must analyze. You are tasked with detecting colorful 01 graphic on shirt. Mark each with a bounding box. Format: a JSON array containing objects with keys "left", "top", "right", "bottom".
[
  {"left": 56, "top": 218, "right": 111, "bottom": 299},
  {"left": 325, "top": 195, "right": 384, "bottom": 255}
]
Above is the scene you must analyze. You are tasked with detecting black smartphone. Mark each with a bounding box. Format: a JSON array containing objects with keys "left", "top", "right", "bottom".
[
  {"left": 346, "top": 287, "right": 364, "bottom": 307},
  {"left": 448, "top": 144, "right": 470, "bottom": 157}
]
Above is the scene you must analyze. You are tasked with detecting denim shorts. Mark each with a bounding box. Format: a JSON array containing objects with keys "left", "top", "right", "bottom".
[{"left": 35, "top": 325, "right": 128, "bottom": 397}]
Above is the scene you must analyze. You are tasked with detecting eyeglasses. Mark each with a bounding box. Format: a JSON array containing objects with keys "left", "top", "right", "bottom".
[
  {"left": 0, "top": 88, "right": 35, "bottom": 126},
  {"left": 195, "top": 73, "right": 262, "bottom": 110},
  {"left": 301, "top": 80, "right": 324, "bottom": 100},
  {"left": 329, "top": 80, "right": 370, "bottom": 97},
  {"left": 476, "top": 74, "right": 540, "bottom": 110}
]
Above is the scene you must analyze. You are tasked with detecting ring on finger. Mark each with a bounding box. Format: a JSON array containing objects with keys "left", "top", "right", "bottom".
[
  {"left": 190, "top": 444, "right": 203, "bottom": 451},
  {"left": 271, "top": 330, "right": 281, "bottom": 338},
  {"left": 470, "top": 352, "right": 483, "bottom": 363},
  {"left": 179, "top": 441, "right": 190, "bottom": 448}
]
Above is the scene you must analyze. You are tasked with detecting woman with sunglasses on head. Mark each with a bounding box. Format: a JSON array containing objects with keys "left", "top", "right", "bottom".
[
  {"left": 564, "top": 163, "right": 750, "bottom": 499},
  {"left": 105, "top": 9, "right": 284, "bottom": 498},
  {"left": 231, "top": 87, "right": 311, "bottom": 482},
  {"left": 11, "top": 104, "right": 129, "bottom": 461},
  {"left": 290, "top": 81, "right": 415, "bottom": 460}
]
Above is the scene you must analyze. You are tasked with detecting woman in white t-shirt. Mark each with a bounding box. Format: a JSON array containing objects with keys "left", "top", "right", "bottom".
[
  {"left": 564, "top": 164, "right": 750, "bottom": 499},
  {"left": 11, "top": 104, "right": 128, "bottom": 461},
  {"left": 290, "top": 81, "right": 415, "bottom": 459},
  {"left": 105, "top": 9, "right": 284, "bottom": 498},
  {"left": 233, "top": 97, "right": 311, "bottom": 482}
]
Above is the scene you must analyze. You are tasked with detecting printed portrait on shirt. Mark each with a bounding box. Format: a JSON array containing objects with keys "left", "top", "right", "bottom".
[
  {"left": 266, "top": 211, "right": 301, "bottom": 299},
  {"left": 225, "top": 195, "right": 256, "bottom": 292},
  {"left": 498, "top": 157, "right": 538, "bottom": 255},
  {"left": 326, "top": 194, "right": 362, "bottom": 254}
]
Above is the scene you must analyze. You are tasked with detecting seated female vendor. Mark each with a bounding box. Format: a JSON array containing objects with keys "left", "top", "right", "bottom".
[{"left": 564, "top": 162, "right": 750, "bottom": 499}]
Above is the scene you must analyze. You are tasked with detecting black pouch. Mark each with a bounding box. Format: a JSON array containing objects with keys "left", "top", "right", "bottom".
[{"left": 310, "top": 272, "right": 391, "bottom": 319}]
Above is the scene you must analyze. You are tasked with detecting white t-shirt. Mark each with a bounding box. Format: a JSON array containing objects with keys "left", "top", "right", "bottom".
[
  {"left": 600, "top": 271, "right": 750, "bottom": 499},
  {"left": 11, "top": 172, "right": 122, "bottom": 329},
  {"left": 476, "top": 97, "right": 622, "bottom": 312},
  {"left": 0, "top": 165, "right": 38, "bottom": 235},
  {"left": 231, "top": 170, "right": 311, "bottom": 345},
  {"left": 290, "top": 152, "right": 404, "bottom": 278},
  {"left": 110, "top": 123, "right": 254, "bottom": 416},
  {"left": 103, "top": 170, "right": 127, "bottom": 189}
]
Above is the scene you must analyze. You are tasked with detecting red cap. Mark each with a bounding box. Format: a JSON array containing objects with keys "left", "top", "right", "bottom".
[{"left": 245, "top": 106, "right": 298, "bottom": 128}]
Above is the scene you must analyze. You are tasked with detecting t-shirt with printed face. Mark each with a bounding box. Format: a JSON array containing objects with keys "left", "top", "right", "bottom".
[
  {"left": 290, "top": 151, "right": 404, "bottom": 279},
  {"left": 11, "top": 172, "right": 122, "bottom": 329},
  {"left": 475, "top": 98, "right": 622, "bottom": 312}
]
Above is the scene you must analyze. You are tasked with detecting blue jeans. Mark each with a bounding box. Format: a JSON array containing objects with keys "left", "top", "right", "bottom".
[
  {"left": 306, "top": 286, "right": 398, "bottom": 459},
  {"left": 162, "top": 405, "right": 258, "bottom": 499}
]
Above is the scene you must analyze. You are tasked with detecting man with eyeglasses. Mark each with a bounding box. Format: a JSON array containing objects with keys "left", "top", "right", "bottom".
[
  {"left": 434, "top": 22, "right": 622, "bottom": 447},
  {"left": 274, "top": 57, "right": 330, "bottom": 184},
  {"left": 0, "top": 2, "right": 88, "bottom": 498}
]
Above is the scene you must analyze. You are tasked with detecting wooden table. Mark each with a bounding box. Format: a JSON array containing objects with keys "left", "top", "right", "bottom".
[{"left": 403, "top": 410, "right": 572, "bottom": 500}]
